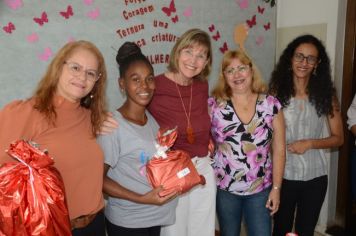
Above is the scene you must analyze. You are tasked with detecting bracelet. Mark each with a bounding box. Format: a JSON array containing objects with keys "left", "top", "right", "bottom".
[{"left": 272, "top": 186, "right": 280, "bottom": 190}]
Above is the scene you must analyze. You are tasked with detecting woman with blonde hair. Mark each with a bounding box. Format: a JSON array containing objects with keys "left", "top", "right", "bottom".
[
  {"left": 0, "top": 40, "right": 108, "bottom": 236},
  {"left": 209, "top": 49, "right": 286, "bottom": 236}
]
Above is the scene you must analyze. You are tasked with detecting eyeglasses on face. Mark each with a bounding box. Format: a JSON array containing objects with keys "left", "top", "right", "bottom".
[
  {"left": 181, "top": 48, "right": 208, "bottom": 63},
  {"left": 64, "top": 61, "right": 101, "bottom": 82},
  {"left": 224, "top": 65, "right": 250, "bottom": 76},
  {"left": 293, "top": 53, "right": 318, "bottom": 65}
]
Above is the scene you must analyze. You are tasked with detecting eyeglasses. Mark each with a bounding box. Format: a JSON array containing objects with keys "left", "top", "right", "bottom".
[
  {"left": 64, "top": 61, "right": 101, "bottom": 82},
  {"left": 293, "top": 53, "right": 318, "bottom": 65},
  {"left": 181, "top": 48, "right": 208, "bottom": 63},
  {"left": 224, "top": 65, "right": 250, "bottom": 76}
]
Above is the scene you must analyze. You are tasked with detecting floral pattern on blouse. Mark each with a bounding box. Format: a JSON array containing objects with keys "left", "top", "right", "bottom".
[{"left": 208, "top": 94, "right": 281, "bottom": 195}]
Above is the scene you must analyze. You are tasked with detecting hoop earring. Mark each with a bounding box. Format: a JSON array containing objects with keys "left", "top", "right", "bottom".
[
  {"left": 80, "top": 93, "right": 94, "bottom": 108},
  {"left": 313, "top": 68, "right": 317, "bottom": 76}
]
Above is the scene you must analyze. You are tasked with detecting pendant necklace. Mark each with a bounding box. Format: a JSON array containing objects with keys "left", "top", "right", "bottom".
[{"left": 175, "top": 81, "right": 195, "bottom": 144}]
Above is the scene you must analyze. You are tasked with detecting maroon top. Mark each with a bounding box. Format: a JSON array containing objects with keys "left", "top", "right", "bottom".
[{"left": 148, "top": 74, "right": 211, "bottom": 158}]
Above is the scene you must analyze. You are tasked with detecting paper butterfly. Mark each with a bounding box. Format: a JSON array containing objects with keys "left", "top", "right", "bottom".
[
  {"left": 183, "top": 6, "right": 192, "bottom": 18},
  {"left": 236, "top": 0, "right": 248, "bottom": 10},
  {"left": 27, "top": 33, "right": 39, "bottom": 43},
  {"left": 246, "top": 15, "right": 256, "bottom": 28},
  {"left": 87, "top": 8, "right": 100, "bottom": 20},
  {"left": 171, "top": 15, "right": 178, "bottom": 23},
  {"left": 83, "top": 0, "right": 93, "bottom": 5},
  {"left": 60, "top": 5, "right": 73, "bottom": 19},
  {"left": 162, "top": 0, "right": 176, "bottom": 17},
  {"left": 208, "top": 24, "right": 215, "bottom": 32},
  {"left": 263, "top": 22, "right": 270, "bottom": 31},
  {"left": 258, "top": 6, "right": 265, "bottom": 14},
  {"left": 219, "top": 42, "right": 228, "bottom": 54},
  {"left": 38, "top": 47, "right": 53, "bottom": 61},
  {"left": 33, "top": 12, "right": 48, "bottom": 26},
  {"left": 212, "top": 31, "right": 220, "bottom": 41},
  {"left": 3, "top": 22, "right": 15, "bottom": 34},
  {"left": 5, "top": 0, "right": 23, "bottom": 10}
]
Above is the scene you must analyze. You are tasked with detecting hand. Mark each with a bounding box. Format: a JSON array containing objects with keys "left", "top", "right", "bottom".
[
  {"left": 141, "top": 186, "right": 178, "bottom": 206},
  {"left": 98, "top": 112, "right": 119, "bottom": 135},
  {"left": 265, "top": 188, "right": 280, "bottom": 215},
  {"left": 287, "top": 140, "right": 311, "bottom": 154}
]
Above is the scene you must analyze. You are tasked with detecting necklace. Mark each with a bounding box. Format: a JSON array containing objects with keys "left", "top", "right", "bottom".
[{"left": 175, "top": 82, "right": 194, "bottom": 144}]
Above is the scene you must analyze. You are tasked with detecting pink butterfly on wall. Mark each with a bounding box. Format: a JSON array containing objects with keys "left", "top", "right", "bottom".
[
  {"left": 171, "top": 15, "right": 178, "bottom": 23},
  {"left": 162, "top": 0, "right": 176, "bottom": 17},
  {"left": 3, "top": 22, "right": 15, "bottom": 34},
  {"left": 263, "top": 22, "right": 271, "bottom": 31},
  {"left": 60, "top": 5, "right": 74, "bottom": 19},
  {"left": 212, "top": 31, "right": 220, "bottom": 41},
  {"left": 246, "top": 15, "right": 256, "bottom": 28},
  {"left": 27, "top": 33, "right": 39, "bottom": 43},
  {"left": 183, "top": 6, "right": 192, "bottom": 18},
  {"left": 257, "top": 6, "right": 265, "bottom": 14},
  {"left": 83, "top": 0, "right": 93, "bottom": 6},
  {"left": 219, "top": 42, "right": 228, "bottom": 54},
  {"left": 38, "top": 47, "right": 53, "bottom": 61},
  {"left": 33, "top": 12, "right": 48, "bottom": 26},
  {"left": 5, "top": 0, "right": 23, "bottom": 10},
  {"left": 87, "top": 8, "right": 100, "bottom": 20}
]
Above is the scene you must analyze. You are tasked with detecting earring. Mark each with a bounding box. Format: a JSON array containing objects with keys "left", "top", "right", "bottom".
[
  {"left": 80, "top": 93, "right": 94, "bottom": 108},
  {"left": 313, "top": 68, "right": 317, "bottom": 76}
]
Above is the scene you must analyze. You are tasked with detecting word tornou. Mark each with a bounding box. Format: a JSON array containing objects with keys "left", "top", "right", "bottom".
[
  {"left": 123, "top": 5, "right": 154, "bottom": 20},
  {"left": 116, "top": 24, "right": 144, "bottom": 38}
]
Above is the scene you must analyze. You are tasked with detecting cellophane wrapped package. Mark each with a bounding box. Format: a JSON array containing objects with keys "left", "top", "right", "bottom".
[
  {"left": 0, "top": 140, "right": 71, "bottom": 236},
  {"left": 146, "top": 128, "right": 206, "bottom": 197}
]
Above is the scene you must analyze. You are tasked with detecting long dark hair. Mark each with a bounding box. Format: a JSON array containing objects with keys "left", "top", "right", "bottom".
[{"left": 269, "top": 34, "right": 336, "bottom": 116}]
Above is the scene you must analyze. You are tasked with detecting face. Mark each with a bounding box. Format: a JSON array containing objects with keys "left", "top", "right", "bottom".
[
  {"left": 177, "top": 43, "right": 208, "bottom": 79},
  {"left": 291, "top": 43, "right": 319, "bottom": 80},
  {"left": 224, "top": 58, "right": 252, "bottom": 94},
  {"left": 56, "top": 48, "right": 99, "bottom": 103},
  {"left": 120, "top": 61, "right": 155, "bottom": 108}
]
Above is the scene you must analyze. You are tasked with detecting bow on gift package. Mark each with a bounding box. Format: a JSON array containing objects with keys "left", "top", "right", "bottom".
[
  {"left": 146, "top": 128, "right": 206, "bottom": 197},
  {"left": 0, "top": 140, "right": 71, "bottom": 236}
]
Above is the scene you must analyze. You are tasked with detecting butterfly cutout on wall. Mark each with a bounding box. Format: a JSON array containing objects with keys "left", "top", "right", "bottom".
[
  {"left": 208, "top": 24, "right": 215, "bottom": 32},
  {"left": 38, "top": 47, "right": 53, "bottom": 61},
  {"left": 3, "top": 22, "right": 15, "bottom": 34},
  {"left": 212, "top": 31, "right": 220, "bottom": 41},
  {"left": 33, "top": 12, "right": 48, "bottom": 26},
  {"left": 257, "top": 6, "right": 265, "bottom": 14},
  {"left": 219, "top": 42, "right": 228, "bottom": 54},
  {"left": 27, "top": 33, "right": 39, "bottom": 43},
  {"left": 83, "top": 0, "right": 93, "bottom": 6},
  {"left": 60, "top": 5, "right": 74, "bottom": 19},
  {"left": 263, "top": 22, "right": 270, "bottom": 31},
  {"left": 87, "top": 8, "right": 100, "bottom": 20},
  {"left": 183, "top": 6, "right": 192, "bottom": 18},
  {"left": 162, "top": 0, "right": 176, "bottom": 17},
  {"left": 236, "top": 0, "right": 248, "bottom": 10},
  {"left": 5, "top": 0, "right": 23, "bottom": 10},
  {"left": 246, "top": 15, "right": 256, "bottom": 28},
  {"left": 171, "top": 15, "right": 179, "bottom": 23}
]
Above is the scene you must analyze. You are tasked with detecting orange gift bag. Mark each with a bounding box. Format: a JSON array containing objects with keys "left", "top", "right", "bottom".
[{"left": 146, "top": 128, "right": 206, "bottom": 197}]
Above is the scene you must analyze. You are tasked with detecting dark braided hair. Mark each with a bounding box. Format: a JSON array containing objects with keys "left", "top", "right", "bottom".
[{"left": 269, "top": 34, "right": 336, "bottom": 117}]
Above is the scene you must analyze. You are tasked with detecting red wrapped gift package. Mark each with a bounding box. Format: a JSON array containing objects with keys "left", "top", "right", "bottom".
[
  {"left": 0, "top": 140, "right": 71, "bottom": 236},
  {"left": 146, "top": 128, "right": 206, "bottom": 197}
]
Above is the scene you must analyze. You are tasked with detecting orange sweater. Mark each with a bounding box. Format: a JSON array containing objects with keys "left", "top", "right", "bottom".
[{"left": 0, "top": 96, "right": 104, "bottom": 220}]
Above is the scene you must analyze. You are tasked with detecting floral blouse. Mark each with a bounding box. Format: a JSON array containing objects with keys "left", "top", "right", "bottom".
[{"left": 208, "top": 94, "right": 281, "bottom": 195}]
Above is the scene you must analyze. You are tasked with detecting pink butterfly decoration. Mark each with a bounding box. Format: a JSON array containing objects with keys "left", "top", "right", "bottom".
[
  {"left": 33, "top": 12, "right": 48, "bottom": 26},
  {"left": 162, "top": 0, "right": 176, "bottom": 17},
  {"left": 3, "top": 22, "right": 15, "bottom": 34},
  {"left": 38, "top": 47, "right": 53, "bottom": 61},
  {"left": 183, "top": 6, "right": 192, "bottom": 18},
  {"left": 208, "top": 24, "right": 215, "bottom": 32},
  {"left": 246, "top": 15, "right": 256, "bottom": 28},
  {"left": 5, "top": 0, "right": 23, "bottom": 10},
  {"left": 236, "top": 0, "right": 248, "bottom": 10},
  {"left": 171, "top": 15, "right": 179, "bottom": 23},
  {"left": 60, "top": 5, "right": 74, "bottom": 19},
  {"left": 83, "top": 0, "right": 93, "bottom": 6},
  {"left": 212, "top": 31, "right": 220, "bottom": 41},
  {"left": 258, "top": 5, "right": 265, "bottom": 14},
  {"left": 263, "top": 22, "right": 271, "bottom": 31},
  {"left": 87, "top": 8, "right": 100, "bottom": 20},
  {"left": 27, "top": 33, "right": 39, "bottom": 43},
  {"left": 219, "top": 42, "right": 228, "bottom": 54}
]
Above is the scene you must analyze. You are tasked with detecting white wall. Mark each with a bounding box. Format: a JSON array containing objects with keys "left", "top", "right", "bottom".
[{"left": 276, "top": 0, "right": 347, "bottom": 233}]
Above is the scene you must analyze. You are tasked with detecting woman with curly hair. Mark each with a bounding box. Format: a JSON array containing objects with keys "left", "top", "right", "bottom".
[{"left": 269, "top": 34, "right": 344, "bottom": 236}]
